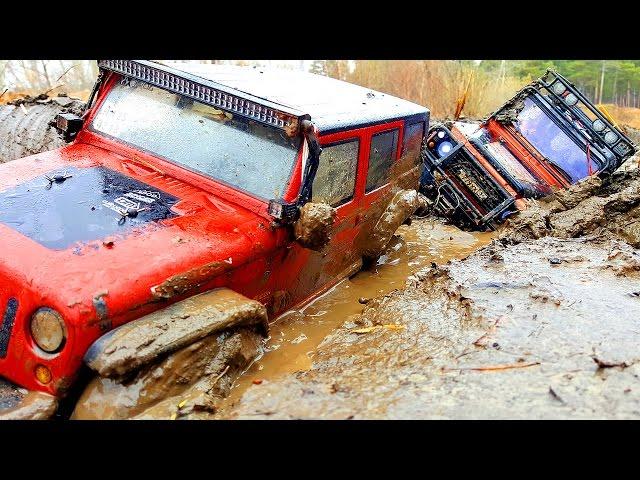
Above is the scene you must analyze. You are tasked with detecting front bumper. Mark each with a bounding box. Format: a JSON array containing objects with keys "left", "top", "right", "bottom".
[{"left": 0, "top": 377, "right": 58, "bottom": 420}]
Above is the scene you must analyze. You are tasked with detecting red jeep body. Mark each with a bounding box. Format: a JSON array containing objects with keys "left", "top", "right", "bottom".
[{"left": 0, "top": 61, "right": 428, "bottom": 396}]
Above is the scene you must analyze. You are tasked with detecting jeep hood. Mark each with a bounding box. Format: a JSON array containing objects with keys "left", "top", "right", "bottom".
[{"left": 0, "top": 143, "right": 280, "bottom": 325}]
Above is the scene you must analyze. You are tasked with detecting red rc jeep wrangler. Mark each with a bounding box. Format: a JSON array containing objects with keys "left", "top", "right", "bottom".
[{"left": 0, "top": 60, "right": 429, "bottom": 417}]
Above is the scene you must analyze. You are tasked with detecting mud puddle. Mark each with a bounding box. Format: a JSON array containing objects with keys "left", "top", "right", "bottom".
[{"left": 213, "top": 219, "right": 493, "bottom": 418}]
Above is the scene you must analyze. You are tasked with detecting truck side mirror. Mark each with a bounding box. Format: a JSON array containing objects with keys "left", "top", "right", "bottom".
[{"left": 54, "top": 113, "right": 83, "bottom": 142}]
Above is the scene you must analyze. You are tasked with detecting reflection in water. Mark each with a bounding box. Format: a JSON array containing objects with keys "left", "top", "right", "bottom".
[{"left": 220, "top": 219, "right": 493, "bottom": 411}]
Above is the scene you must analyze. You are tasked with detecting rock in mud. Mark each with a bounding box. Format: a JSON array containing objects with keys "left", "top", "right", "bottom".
[
  {"left": 223, "top": 235, "right": 640, "bottom": 419},
  {"left": 0, "top": 95, "right": 84, "bottom": 163},
  {"left": 72, "top": 327, "right": 263, "bottom": 420},
  {"left": 85, "top": 288, "right": 267, "bottom": 378},
  {"left": 293, "top": 202, "right": 337, "bottom": 251}
]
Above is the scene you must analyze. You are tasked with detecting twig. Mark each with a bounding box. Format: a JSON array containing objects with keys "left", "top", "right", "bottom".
[
  {"left": 56, "top": 64, "right": 77, "bottom": 83},
  {"left": 0, "top": 88, "right": 7, "bottom": 102},
  {"left": 443, "top": 361, "right": 540, "bottom": 372},
  {"left": 44, "top": 83, "right": 65, "bottom": 96},
  {"left": 206, "top": 365, "right": 230, "bottom": 394}
]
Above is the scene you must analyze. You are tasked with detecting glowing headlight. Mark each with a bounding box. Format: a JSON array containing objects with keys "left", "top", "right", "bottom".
[
  {"left": 437, "top": 130, "right": 446, "bottom": 139},
  {"left": 552, "top": 82, "right": 566, "bottom": 95},
  {"left": 30, "top": 308, "right": 66, "bottom": 353},
  {"left": 593, "top": 119, "right": 606, "bottom": 132},
  {"left": 564, "top": 93, "right": 578, "bottom": 106},
  {"left": 604, "top": 131, "right": 618, "bottom": 145},
  {"left": 437, "top": 141, "right": 453, "bottom": 157}
]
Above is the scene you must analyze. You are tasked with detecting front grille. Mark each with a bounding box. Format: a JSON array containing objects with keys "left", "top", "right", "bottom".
[
  {"left": 435, "top": 147, "right": 515, "bottom": 227},
  {"left": 0, "top": 298, "right": 18, "bottom": 358}
]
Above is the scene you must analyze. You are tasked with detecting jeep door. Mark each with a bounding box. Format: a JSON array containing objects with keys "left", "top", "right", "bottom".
[{"left": 266, "top": 129, "right": 367, "bottom": 316}]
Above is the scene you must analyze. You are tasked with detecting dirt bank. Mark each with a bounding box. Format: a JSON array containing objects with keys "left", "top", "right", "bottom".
[{"left": 220, "top": 161, "right": 640, "bottom": 420}]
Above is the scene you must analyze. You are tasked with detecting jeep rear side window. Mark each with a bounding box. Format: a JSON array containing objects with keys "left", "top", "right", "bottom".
[
  {"left": 402, "top": 123, "right": 425, "bottom": 167},
  {"left": 312, "top": 140, "right": 359, "bottom": 207},
  {"left": 366, "top": 129, "right": 399, "bottom": 192}
]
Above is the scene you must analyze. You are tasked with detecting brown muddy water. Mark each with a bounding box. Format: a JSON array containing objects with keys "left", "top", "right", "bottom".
[{"left": 215, "top": 219, "right": 493, "bottom": 417}]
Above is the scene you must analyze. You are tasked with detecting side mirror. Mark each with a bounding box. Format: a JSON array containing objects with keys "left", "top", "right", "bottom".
[
  {"left": 54, "top": 113, "right": 83, "bottom": 142},
  {"left": 268, "top": 200, "right": 336, "bottom": 252}
]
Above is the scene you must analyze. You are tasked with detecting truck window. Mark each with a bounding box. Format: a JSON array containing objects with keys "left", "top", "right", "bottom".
[
  {"left": 402, "top": 122, "right": 425, "bottom": 167},
  {"left": 514, "top": 97, "right": 593, "bottom": 182},
  {"left": 91, "top": 81, "right": 301, "bottom": 200},
  {"left": 312, "top": 139, "right": 359, "bottom": 207},
  {"left": 366, "top": 129, "right": 399, "bottom": 192}
]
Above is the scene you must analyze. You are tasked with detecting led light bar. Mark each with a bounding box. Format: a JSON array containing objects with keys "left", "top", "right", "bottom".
[{"left": 98, "top": 60, "right": 309, "bottom": 133}]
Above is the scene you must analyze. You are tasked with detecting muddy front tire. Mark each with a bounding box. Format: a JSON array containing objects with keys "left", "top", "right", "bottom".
[{"left": 73, "top": 288, "right": 268, "bottom": 420}]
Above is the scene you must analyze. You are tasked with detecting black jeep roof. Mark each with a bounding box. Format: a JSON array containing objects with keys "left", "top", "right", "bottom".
[{"left": 160, "top": 62, "right": 429, "bottom": 133}]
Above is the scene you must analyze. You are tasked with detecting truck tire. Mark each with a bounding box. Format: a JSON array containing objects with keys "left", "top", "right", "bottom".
[{"left": 0, "top": 98, "right": 84, "bottom": 163}]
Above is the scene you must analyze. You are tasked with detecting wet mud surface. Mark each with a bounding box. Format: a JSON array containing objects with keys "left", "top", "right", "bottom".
[
  {"left": 223, "top": 236, "right": 640, "bottom": 419},
  {"left": 0, "top": 378, "right": 59, "bottom": 420},
  {"left": 217, "top": 161, "right": 640, "bottom": 420}
]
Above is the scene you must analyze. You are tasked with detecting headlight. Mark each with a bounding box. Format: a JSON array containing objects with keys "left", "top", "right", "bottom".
[
  {"left": 30, "top": 308, "right": 66, "bottom": 353},
  {"left": 437, "top": 141, "right": 453, "bottom": 157},
  {"left": 604, "top": 131, "right": 619, "bottom": 145},
  {"left": 593, "top": 119, "right": 606, "bottom": 132},
  {"left": 564, "top": 93, "right": 578, "bottom": 106},
  {"left": 552, "top": 82, "right": 566, "bottom": 95}
]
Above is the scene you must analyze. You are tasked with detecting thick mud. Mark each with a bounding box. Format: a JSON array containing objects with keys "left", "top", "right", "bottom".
[
  {"left": 500, "top": 160, "right": 640, "bottom": 247},
  {"left": 294, "top": 202, "right": 337, "bottom": 251},
  {"left": 212, "top": 219, "right": 493, "bottom": 418},
  {"left": 0, "top": 378, "right": 58, "bottom": 420},
  {"left": 221, "top": 236, "right": 640, "bottom": 419}
]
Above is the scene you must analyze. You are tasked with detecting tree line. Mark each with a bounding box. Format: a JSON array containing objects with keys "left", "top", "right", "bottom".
[{"left": 2, "top": 60, "right": 640, "bottom": 119}]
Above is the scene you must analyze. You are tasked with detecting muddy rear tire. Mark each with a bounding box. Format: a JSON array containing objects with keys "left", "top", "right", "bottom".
[{"left": 0, "top": 98, "right": 84, "bottom": 163}]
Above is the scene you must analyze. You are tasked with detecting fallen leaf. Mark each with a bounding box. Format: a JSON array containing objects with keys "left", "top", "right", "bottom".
[
  {"left": 351, "top": 324, "right": 404, "bottom": 334},
  {"left": 352, "top": 326, "right": 378, "bottom": 334},
  {"left": 382, "top": 323, "right": 405, "bottom": 331}
]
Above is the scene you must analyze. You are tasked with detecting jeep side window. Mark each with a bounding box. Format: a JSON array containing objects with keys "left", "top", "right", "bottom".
[
  {"left": 312, "top": 139, "right": 359, "bottom": 207},
  {"left": 402, "top": 122, "right": 425, "bottom": 167},
  {"left": 366, "top": 129, "right": 399, "bottom": 192}
]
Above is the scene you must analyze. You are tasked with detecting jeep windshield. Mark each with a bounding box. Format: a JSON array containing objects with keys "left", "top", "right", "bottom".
[
  {"left": 514, "top": 97, "right": 596, "bottom": 182},
  {"left": 91, "top": 80, "right": 302, "bottom": 200}
]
